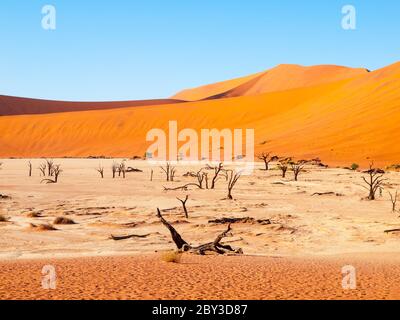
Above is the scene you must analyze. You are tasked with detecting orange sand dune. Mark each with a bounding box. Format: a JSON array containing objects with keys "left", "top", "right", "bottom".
[
  {"left": 172, "top": 64, "right": 369, "bottom": 101},
  {"left": 0, "top": 95, "right": 184, "bottom": 116},
  {"left": 0, "top": 62, "right": 400, "bottom": 167}
]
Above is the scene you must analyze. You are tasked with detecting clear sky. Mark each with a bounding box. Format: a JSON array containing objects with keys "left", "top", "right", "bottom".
[{"left": 0, "top": 0, "right": 399, "bottom": 101}]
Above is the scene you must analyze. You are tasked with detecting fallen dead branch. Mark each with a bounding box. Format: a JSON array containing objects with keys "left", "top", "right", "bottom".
[
  {"left": 126, "top": 167, "right": 143, "bottom": 173},
  {"left": 163, "top": 183, "right": 201, "bottom": 191},
  {"left": 209, "top": 217, "right": 271, "bottom": 225},
  {"left": 110, "top": 233, "right": 151, "bottom": 240},
  {"left": 311, "top": 192, "right": 343, "bottom": 196},
  {"left": 157, "top": 208, "right": 243, "bottom": 255},
  {"left": 384, "top": 229, "right": 400, "bottom": 234}
]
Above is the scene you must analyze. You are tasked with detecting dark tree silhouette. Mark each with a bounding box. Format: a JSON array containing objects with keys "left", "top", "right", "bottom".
[
  {"left": 290, "top": 160, "right": 308, "bottom": 181},
  {"left": 157, "top": 209, "right": 242, "bottom": 255},
  {"left": 277, "top": 159, "right": 290, "bottom": 178},
  {"left": 389, "top": 190, "right": 398, "bottom": 213},
  {"left": 41, "top": 164, "right": 62, "bottom": 184},
  {"left": 111, "top": 162, "right": 118, "bottom": 179},
  {"left": 160, "top": 162, "right": 176, "bottom": 182},
  {"left": 177, "top": 195, "right": 189, "bottom": 218},
  {"left": 28, "top": 161, "right": 32, "bottom": 177},
  {"left": 258, "top": 152, "right": 278, "bottom": 170},
  {"left": 361, "top": 162, "right": 386, "bottom": 200},
  {"left": 38, "top": 162, "right": 46, "bottom": 176},
  {"left": 225, "top": 169, "right": 242, "bottom": 200},
  {"left": 96, "top": 165, "right": 104, "bottom": 178}
]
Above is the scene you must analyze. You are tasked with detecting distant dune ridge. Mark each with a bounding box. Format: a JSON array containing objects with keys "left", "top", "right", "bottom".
[
  {"left": 0, "top": 62, "right": 400, "bottom": 167},
  {"left": 0, "top": 95, "right": 185, "bottom": 116},
  {"left": 172, "top": 64, "right": 369, "bottom": 101}
]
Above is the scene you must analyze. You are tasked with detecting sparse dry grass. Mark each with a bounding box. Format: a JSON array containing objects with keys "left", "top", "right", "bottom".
[
  {"left": 161, "top": 250, "right": 182, "bottom": 263},
  {"left": 53, "top": 217, "right": 76, "bottom": 225}
]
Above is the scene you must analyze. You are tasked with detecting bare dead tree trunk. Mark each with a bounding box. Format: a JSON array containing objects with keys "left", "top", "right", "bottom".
[
  {"left": 46, "top": 159, "right": 54, "bottom": 177},
  {"left": 96, "top": 165, "right": 104, "bottom": 178},
  {"left": 196, "top": 169, "right": 205, "bottom": 189},
  {"left": 119, "top": 162, "right": 126, "bottom": 179},
  {"left": 38, "top": 163, "right": 46, "bottom": 176},
  {"left": 209, "top": 163, "right": 223, "bottom": 189},
  {"left": 225, "top": 169, "right": 242, "bottom": 200},
  {"left": 389, "top": 190, "right": 398, "bottom": 212},
  {"left": 150, "top": 169, "right": 153, "bottom": 181},
  {"left": 258, "top": 152, "right": 278, "bottom": 171},
  {"left": 28, "top": 161, "right": 32, "bottom": 177},
  {"left": 290, "top": 161, "right": 307, "bottom": 181},
  {"left": 156, "top": 208, "right": 188, "bottom": 250},
  {"left": 362, "top": 162, "right": 386, "bottom": 201},
  {"left": 170, "top": 167, "right": 176, "bottom": 181},
  {"left": 177, "top": 195, "right": 189, "bottom": 218},
  {"left": 112, "top": 162, "right": 118, "bottom": 179},
  {"left": 161, "top": 162, "right": 176, "bottom": 182},
  {"left": 41, "top": 164, "right": 62, "bottom": 184},
  {"left": 156, "top": 209, "right": 242, "bottom": 255}
]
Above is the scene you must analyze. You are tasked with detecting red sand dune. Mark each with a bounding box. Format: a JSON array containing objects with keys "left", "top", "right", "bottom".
[
  {"left": 0, "top": 62, "right": 399, "bottom": 167},
  {"left": 0, "top": 95, "right": 184, "bottom": 116}
]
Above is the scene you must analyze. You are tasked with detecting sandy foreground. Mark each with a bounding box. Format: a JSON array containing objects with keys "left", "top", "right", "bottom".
[
  {"left": 1, "top": 158, "right": 400, "bottom": 299},
  {"left": 1, "top": 254, "right": 400, "bottom": 300}
]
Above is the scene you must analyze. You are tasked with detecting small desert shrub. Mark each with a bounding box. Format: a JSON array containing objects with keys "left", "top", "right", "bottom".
[
  {"left": 387, "top": 164, "right": 400, "bottom": 171},
  {"left": 0, "top": 214, "right": 9, "bottom": 222},
  {"left": 53, "top": 217, "right": 76, "bottom": 225},
  {"left": 27, "top": 212, "right": 41, "bottom": 218},
  {"left": 161, "top": 250, "right": 182, "bottom": 263},
  {"left": 350, "top": 163, "right": 359, "bottom": 171},
  {"left": 30, "top": 223, "right": 57, "bottom": 231}
]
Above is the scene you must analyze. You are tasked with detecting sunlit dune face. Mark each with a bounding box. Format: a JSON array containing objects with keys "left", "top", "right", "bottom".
[{"left": 0, "top": 62, "right": 399, "bottom": 168}]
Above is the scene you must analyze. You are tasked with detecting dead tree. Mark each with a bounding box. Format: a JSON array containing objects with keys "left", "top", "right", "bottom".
[
  {"left": 362, "top": 163, "right": 386, "bottom": 200},
  {"left": 119, "top": 162, "right": 126, "bottom": 179},
  {"left": 150, "top": 169, "right": 153, "bottom": 181},
  {"left": 170, "top": 167, "right": 176, "bottom": 182},
  {"left": 111, "top": 162, "right": 118, "bottom": 179},
  {"left": 38, "top": 163, "right": 47, "bottom": 176},
  {"left": 160, "top": 162, "right": 176, "bottom": 182},
  {"left": 96, "top": 165, "right": 104, "bottom": 178},
  {"left": 41, "top": 164, "right": 62, "bottom": 184},
  {"left": 388, "top": 190, "right": 398, "bottom": 212},
  {"left": 225, "top": 169, "right": 242, "bottom": 200},
  {"left": 258, "top": 152, "right": 278, "bottom": 171},
  {"left": 207, "top": 163, "right": 224, "bottom": 189},
  {"left": 290, "top": 160, "right": 307, "bottom": 181},
  {"left": 177, "top": 195, "right": 189, "bottom": 218},
  {"left": 46, "top": 159, "right": 54, "bottom": 176},
  {"left": 196, "top": 169, "right": 206, "bottom": 189},
  {"left": 157, "top": 208, "right": 242, "bottom": 255},
  {"left": 277, "top": 160, "right": 289, "bottom": 178},
  {"left": 28, "top": 161, "right": 32, "bottom": 177}
]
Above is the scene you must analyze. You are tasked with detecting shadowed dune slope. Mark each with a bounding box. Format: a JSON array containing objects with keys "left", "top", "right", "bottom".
[
  {"left": 172, "top": 64, "right": 369, "bottom": 101},
  {"left": 0, "top": 62, "right": 399, "bottom": 167},
  {"left": 0, "top": 95, "right": 185, "bottom": 116}
]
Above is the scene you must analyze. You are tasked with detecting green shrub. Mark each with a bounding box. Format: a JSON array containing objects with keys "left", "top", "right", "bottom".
[{"left": 350, "top": 163, "right": 359, "bottom": 171}]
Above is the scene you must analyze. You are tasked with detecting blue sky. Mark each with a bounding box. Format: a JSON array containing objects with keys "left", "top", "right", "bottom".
[{"left": 0, "top": 0, "right": 399, "bottom": 101}]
